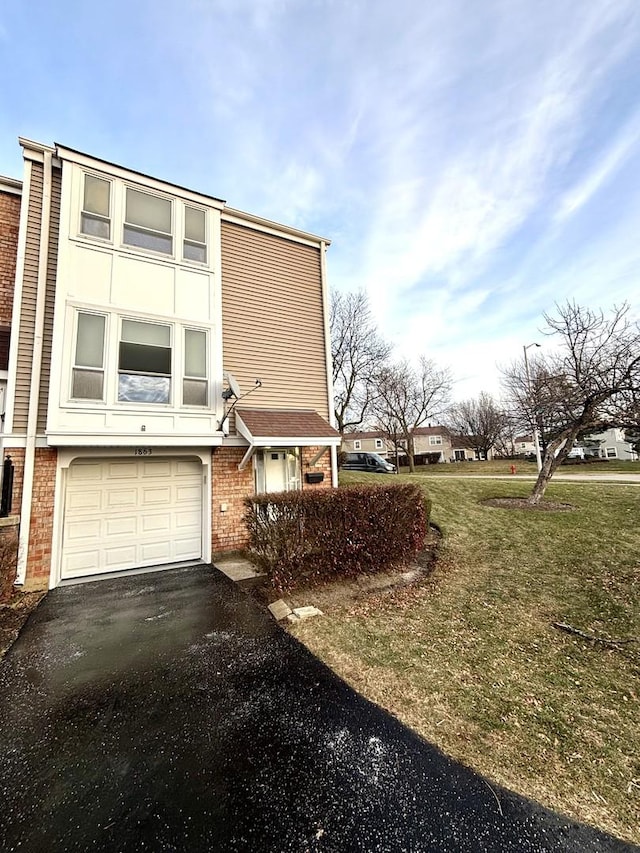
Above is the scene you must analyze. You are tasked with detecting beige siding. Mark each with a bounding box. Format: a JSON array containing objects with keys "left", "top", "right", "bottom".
[
  {"left": 221, "top": 222, "right": 329, "bottom": 420},
  {"left": 37, "top": 167, "right": 61, "bottom": 433},
  {"left": 13, "top": 162, "right": 43, "bottom": 433}
]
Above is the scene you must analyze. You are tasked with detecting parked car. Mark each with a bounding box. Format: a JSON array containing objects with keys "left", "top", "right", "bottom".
[{"left": 341, "top": 452, "right": 397, "bottom": 473}]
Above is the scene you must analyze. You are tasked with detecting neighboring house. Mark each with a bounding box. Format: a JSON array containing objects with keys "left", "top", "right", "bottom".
[
  {"left": 341, "top": 430, "right": 391, "bottom": 457},
  {"left": 0, "top": 138, "right": 340, "bottom": 591},
  {"left": 583, "top": 428, "right": 638, "bottom": 461},
  {"left": 514, "top": 435, "right": 537, "bottom": 458},
  {"left": 411, "top": 426, "right": 452, "bottom": 463}
]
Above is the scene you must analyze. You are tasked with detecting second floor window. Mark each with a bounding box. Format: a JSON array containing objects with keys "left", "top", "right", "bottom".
[
  {"left": 72, "top": 312, "right": 106, "bottom": 400},
  {"left": 429, "top": 435, "right": 442, "bottom": 445},
  {"left": 124, "top": 188, "right": 172, "bottom": 255},
  {"left": 118, "top": 320, "right": 171, "bottom": 403}
]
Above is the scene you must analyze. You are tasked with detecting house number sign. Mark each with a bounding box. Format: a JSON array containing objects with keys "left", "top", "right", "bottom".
[{"left": 134, "top": 448, "right": 152, "bottom": 456}]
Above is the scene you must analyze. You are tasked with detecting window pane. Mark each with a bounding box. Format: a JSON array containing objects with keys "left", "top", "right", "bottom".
[
  {"left": 185, "top": 329, "right": 206, "bottom": 377},
  {"left": 125, "top": 188, "right": 171, "bottom": 233},
  {"left": 183, "top": 378, "right": 207, "bottom": 406},
  {"left": 119, "top": 342, "right": 171, "bottom": 374},
  {"left": 84, "top": 176, "right": 110, "bottom": 216},
  {"left": 81, "top": 213, "right": 110, "bottom": 239},
  {"left": 118, "top": 374, "right": 170, "bottom": 403},
  {"left": 185, "top": 207, "right": 205, "bottom": 242},
  {"left": 183, "top": 241, "right": 206, "bottom": 263},
  {"left": 122, "top": 320, "right": 170, "bottom": 347},
  {"left": 76, "top": 313, "right": 105, "bottom": 368},
  {"left": 72, "top": 369, "right": 104, "bottom": 400},
  {"left": 123, "top": 225, "right": 172, "bottom": 254}
]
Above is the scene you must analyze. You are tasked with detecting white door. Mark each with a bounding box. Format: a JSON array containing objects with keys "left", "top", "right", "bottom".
[
  {"left": 262, "top": 450, "right": 301, "bottom": 493},
  {"left": 61, "top": 457, "right": 202, "bottom": 579}
]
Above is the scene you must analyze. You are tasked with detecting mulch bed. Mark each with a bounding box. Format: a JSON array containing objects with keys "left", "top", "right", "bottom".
[
  {"left": 0, "top": 591, "right": 45, "bottom": 660},
  {"left": 481, "top": 497, "right": 575, "bottom": 512}
]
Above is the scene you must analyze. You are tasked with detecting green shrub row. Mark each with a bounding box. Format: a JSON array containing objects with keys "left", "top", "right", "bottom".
[{"left": 244, "top": 484, "right": 429, "bottom": 593}]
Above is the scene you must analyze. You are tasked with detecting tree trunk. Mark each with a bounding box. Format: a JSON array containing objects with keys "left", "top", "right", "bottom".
[
  {"left": 407, "top": 434, "right": 416, "bottom": 473},
  {"left": 528, "top": 428, "right": 579, "bottom": 504}
]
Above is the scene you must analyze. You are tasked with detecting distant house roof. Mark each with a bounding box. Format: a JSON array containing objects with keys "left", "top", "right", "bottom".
[
  {"left": 343, "top": 430, "right": 387, "bottom": 440},
  {"left": 412, "top": 425, "right": 451, "bottom": 437},
  {"left": 515, "top": 435, "right": 534, "bottom": 443}
]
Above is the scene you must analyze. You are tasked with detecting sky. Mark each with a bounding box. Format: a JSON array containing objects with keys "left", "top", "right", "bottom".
[{"left": 1, "top": 0, "right": 639, "bottom": 401}]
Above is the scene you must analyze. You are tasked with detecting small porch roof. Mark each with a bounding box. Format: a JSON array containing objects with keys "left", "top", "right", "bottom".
[{"left": 235, "top": 408, "right": 341, "bottom": 448}]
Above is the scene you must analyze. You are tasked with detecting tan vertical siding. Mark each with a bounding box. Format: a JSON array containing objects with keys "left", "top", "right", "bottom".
[
  {"left": 221, "top": 222, "right": 329, "bottom": 420},
  {"left": 37, "top": 167, "right": 61, "bottom": 433},
  {"left": 13, "top": 162, "right": 44, "bottom": 433}
]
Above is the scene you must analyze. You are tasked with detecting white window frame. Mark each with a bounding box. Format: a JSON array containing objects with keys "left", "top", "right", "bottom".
[
  {"left": 123, "top": 185, "right": 174, "bottom": 257},
  {"left": 353, "top": 439, "right": 361, "bottom": 450},
  {"left": 79, "top": 173, "right": 112, "bottom": 243},
  {"left": 182, "top": 327, "right": 209, "bottom": 407},
  {"left": 375, "top": 438, "right": 383, "bottom": 450},
  {"left": 605, "top": 447, "right": 617, "bottom": 458},
  {"left": 117, "top": 317, "right": 173, "bottom": 406},
  {"left": 70, "top": 310, "right": 108, "bottom": 402},
  {"left": 429, "top": 435, "right": 443, "bottom": 445},
  {"left": 183, "top": 205, "right": 208, "bottom": 265}
]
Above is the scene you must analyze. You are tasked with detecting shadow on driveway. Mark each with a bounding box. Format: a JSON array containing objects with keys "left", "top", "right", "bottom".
[{"left": 0, "top": 565, "right": 635, "bottom": 852}]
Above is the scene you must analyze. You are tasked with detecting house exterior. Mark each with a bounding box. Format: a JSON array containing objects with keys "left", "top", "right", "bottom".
[
  {"left": 411, "top": 426, "right": 452, "bottom": 463},
  {"left": 341, "top": 430, "right": 391, "bottom": 457},
  {"left": 514, "top": 435, "right": 537, "bottom": 458},
  {"left": 0, "top": 138, "right": 339, "bottom": 591},
  {"left": 584, "top": 428, "right": 638, "bottom": 461}
]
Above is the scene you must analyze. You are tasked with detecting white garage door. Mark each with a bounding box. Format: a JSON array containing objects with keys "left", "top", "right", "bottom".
[{"left": 62, "top": 457, "right": 203, "bottom": 580}]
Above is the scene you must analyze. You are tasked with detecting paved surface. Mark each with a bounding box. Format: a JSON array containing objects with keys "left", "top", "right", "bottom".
[{"left": 0, "top": 566, "right": 636, "bottom": 853}]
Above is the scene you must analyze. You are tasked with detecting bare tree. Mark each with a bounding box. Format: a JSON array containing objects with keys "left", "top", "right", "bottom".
[
  {"left": 447, "top": 392, "right": 510, "bottom": 460},
  {"left": 502, "top": 301, "right": 640, "bottom": 504},
  {"left": 330, "top": 290, "right": 391, "bottom": 433},
  {"left": 372, "top": 357, "right": 452, "bottom": 472}
]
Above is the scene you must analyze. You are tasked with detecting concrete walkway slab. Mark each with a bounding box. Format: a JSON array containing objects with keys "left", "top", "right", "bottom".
[{"left": 0, "top": 565, "right": 635, "bottom": 852}]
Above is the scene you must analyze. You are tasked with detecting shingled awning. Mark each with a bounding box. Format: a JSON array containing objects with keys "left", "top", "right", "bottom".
[{"left": 235, "top": 408, "right": 340, "bottom": 470}]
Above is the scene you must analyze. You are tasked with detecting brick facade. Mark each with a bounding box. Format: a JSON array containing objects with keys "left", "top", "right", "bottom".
[
  {"left": 211, "top": 446, "right": 255, "bottom": 554},
  {"left": 211, "top": 445, "right": 333, "bottom": 555},
  {"left": 0, "top": 189, "right": 20, "bottom": 326},
  {"left": 25, "top": 448, "right": 56, "bottom": 589}
]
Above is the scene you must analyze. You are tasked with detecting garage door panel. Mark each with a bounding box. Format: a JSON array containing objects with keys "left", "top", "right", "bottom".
[
  {"left": 174, "top": 536, "right": 201, "bottom": 559},
  {"left": 141, "top": 513, "right": 172, "bottom": 533},
  {"left": 104, "top": 545, "right": 137, "bottom": 567},
  {"left": 62, "top": 457, "right": 203, "bottom": 580},
  {"left": 105, "top": 488, "right": 138, "bottom": 509},
  {"left": 142, "top": 459, "right": 172, "bottom": 477},
  {"left": 65, "top": 518, "right": 102, "bottom": 542},
  {"left": 107, "top": 461, "right": 139, "bottom": 479},
  {"left": 105, "top": 516, "right": 138, "bottom": 537}
]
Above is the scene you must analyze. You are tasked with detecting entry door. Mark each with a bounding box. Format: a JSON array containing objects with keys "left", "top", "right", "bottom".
[{"left": 263, "top": 450, "right": 300, "bottom": 493}]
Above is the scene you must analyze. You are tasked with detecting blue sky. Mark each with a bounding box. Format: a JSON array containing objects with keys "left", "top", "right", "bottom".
[{"left": 1, "top": 0, "right": 639, "bottom": 399}]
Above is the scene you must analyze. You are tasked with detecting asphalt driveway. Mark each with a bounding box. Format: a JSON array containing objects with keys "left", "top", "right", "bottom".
[{"left": 0, "top": 565, "right": 635, "bottom": 852}]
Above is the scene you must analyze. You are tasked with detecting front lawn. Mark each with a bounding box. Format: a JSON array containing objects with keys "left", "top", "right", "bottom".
[
  {"left": 289, "top": 473, "right": 640, "bottom": 844},
  {"left": 400, "top": 459, "right": 640, "bottom": 476}
]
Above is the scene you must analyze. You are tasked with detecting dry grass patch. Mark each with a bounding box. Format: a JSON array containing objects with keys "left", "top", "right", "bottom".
[{"left": 290, "top": 474, "right": 640, "bottom": 845}]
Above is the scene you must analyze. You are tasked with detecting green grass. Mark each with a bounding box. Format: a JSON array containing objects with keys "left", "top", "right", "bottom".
[
  {"left": 290, "top": 472, "right": 640, "bottom": 844},
  {"left": 400, "top": 459, "right": 640, "bottom": 476}
]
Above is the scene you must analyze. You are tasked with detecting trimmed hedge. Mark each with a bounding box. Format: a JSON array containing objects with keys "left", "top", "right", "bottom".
[{"left": 244, "top": 484, "right": 430, "bottom": 593}]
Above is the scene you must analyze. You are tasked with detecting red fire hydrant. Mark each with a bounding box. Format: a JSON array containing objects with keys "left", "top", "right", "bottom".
[{"left": 510, "top": 464, "right": 517, "bottom": 475}]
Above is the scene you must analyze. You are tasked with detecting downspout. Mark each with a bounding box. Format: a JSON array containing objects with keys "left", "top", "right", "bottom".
[
  {"left": 319, "top": 240, "right": 338, "bottom": 487},
  {"left": 15, "top": 151, "right": 53, "bottom": 585}
]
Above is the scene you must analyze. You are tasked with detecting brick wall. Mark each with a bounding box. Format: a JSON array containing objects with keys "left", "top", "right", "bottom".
[
  {"left": 211, "top": 446, "right": 255, "bottom": 554},
  {"left": 0, "top": 189, "right": 20, "bottom": 326},
  {"left": 301, "top": 445, "right": 333, "bottom": 489},
  {"left": 24, "top": 447, "right": 56, "bottom": 590}
]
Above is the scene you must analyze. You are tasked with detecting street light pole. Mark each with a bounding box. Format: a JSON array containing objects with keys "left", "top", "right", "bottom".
[{"left": 523, "top": 343, "right": 542, "bottom": 472}]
